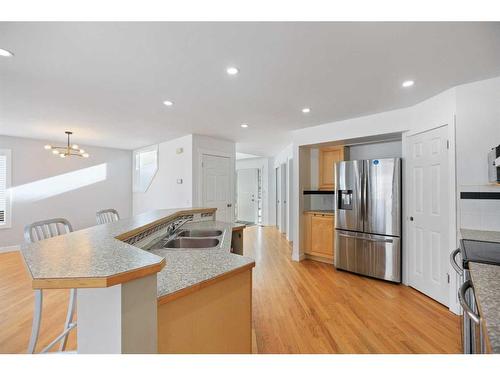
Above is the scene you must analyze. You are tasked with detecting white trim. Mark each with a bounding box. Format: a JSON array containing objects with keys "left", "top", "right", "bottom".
[
  {"left": 0, "top": 149, "right": 12, "bottom": 229},
  {"left": 0, "top": 245, "right": 19, "bottom": 253}
]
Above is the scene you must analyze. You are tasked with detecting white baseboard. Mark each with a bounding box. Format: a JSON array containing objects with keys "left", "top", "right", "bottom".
[{"left": 0, "top": 245, "right": 19, "bottom": 254}]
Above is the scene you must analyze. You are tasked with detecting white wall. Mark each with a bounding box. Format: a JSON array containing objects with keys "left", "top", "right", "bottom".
[
  {"left": 0, "top": 135, "right": 132, "bottom": 248},
  {"left": 132, "top": 135, "right": 193, "bottom": 215},
  {"left": 236, "top": 157, "right": 273, "bottom": 225},
  {"left": 346, "top": 140, "right": 402, "bottom": 160},
  {"left": 133, "top": 134, "right": 236, "bottom": 221},
  {"left": 456, "top": 76, "right": 500, "bottom": 231}
]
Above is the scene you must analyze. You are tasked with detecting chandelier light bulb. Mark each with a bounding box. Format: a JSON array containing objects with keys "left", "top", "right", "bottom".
[
  {"left": 52, "top": 149, "right": 60, "bottom": 154},
  {"left": 44, "top": 144, "right": 52, "bottom": 150}
]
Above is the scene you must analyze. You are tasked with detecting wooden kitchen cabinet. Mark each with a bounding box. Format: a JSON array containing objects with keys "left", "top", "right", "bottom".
[
  {"left": 318, "top": 146, "right": 344, "bottom": 190},
  {"left": 303, "top": 212, "right": 334, "bottom": 262}
]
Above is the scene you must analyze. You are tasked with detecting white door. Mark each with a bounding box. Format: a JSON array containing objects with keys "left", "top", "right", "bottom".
[
  {"left": 408, "top": 125, "right": 450, "bottom": 306},
  {"left": 276, "top": 167, "right": 281, "bottom": 228},
  {"left": 287, "top": 158, "right": 293, "bottom": 241},
  {"left": 237, "top": 168, "right": 258, "bottom": 223},
  {"left": 281, "top": 163, "right": 287, "bottom": 234},
  {"left": 202, "top": 154, "right": 232, "bottom": 222}
]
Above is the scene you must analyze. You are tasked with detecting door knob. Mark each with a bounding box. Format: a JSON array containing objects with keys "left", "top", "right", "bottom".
[
  {"left": 410, "top": 216, "right": 414, "bottom": 221},
  {"left": 227, "top": 203, "right": 232, "bottom": 207}
]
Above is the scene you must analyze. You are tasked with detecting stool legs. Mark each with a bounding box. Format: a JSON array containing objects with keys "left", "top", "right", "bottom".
[
  {"left": 59, "top": 289, "right": 77, "bottom": 351},
  {"left": 27, "top": 289, "right": 43, "bottom": 354}
]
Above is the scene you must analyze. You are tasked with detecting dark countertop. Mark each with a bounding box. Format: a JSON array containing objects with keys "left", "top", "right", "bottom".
[{"left": 460, "top": 228, "right": 500, "bottom": 353}]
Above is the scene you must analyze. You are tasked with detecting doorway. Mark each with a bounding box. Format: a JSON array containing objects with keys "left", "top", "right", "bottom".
[
  {"left": 236, "top": 168, "right": 261, "bottom": 224},
  {"left": 407, "top": 125, "right": 451, "bottom": 306},
  {"left": 201, "top": 154, "right": 232, "bottom": 222}
]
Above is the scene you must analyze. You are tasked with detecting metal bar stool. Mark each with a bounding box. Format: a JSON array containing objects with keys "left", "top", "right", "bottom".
[
  {"left": 96, "top": 208, "right": 120, "bottom": 224},
  {"left": 24, "top": 218, "right": 77, "bottom": 354}
]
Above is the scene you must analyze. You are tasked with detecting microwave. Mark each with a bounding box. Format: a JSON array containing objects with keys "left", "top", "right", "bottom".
[{"left": 488, "top": 145, "right": 500, "bottom": 183}]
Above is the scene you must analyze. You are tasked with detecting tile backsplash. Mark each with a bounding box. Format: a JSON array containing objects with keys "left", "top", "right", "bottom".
[{"left": 459, "top": 185, "right": 500, "bottom": 231}]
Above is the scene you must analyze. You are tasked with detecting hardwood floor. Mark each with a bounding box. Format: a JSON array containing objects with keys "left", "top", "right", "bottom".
[
  {"left": 245, "top": 226, "right": 461, "bottom": 354},
  {"left": 0, "top": 251, "right": 77, "bottom": 353},
  {"left": 0, "top": 226, "right": 460, "bottom": 354}
]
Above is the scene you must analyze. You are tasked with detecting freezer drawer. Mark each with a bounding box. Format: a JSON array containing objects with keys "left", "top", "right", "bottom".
[{"left": 335, "top": 230, "right": 401, "bottom": 282}]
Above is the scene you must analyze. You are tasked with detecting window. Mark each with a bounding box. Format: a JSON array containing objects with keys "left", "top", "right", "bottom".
[
  {"left": 0, "top": 149, "right": 12, "bottom": 228},
  {"left": 133, "top": 145, "right": 158, "bottom": 193}
]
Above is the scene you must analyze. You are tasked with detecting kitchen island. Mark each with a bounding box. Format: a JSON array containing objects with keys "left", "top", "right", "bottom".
[
  {"left": 21, "top": 208, "right": 255, "bottom": 354},
  {"left": 460, "top": 229, "right": 500, "bottom": 354}
]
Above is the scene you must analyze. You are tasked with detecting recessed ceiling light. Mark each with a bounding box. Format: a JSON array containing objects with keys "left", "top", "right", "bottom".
[
  {"left": 0, "top": 48, "right": 13, "bottom": 57},
  {"left": 402, "top": 80, "right": 415, "bottom": 88},
  {"left": 302, "top": 108, "right": 311, "bottom": 114},
  {"left": 240, "top": 124, "right": 248, "bottom": 128},
  {"left": 163, "top": 100, "right": 174, "bottom": 107},
  {"left": 226, "top": 67, "right": 239, "bottom": 76}
]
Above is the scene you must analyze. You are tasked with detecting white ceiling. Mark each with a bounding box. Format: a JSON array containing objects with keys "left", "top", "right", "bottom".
[{"left": 1, "top": 22, "right": 500, "bottom": 156}]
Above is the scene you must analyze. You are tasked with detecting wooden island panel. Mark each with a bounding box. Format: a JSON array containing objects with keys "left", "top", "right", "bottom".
[{"left": 157, "top": 268, "right": 252, "bottom": 354}]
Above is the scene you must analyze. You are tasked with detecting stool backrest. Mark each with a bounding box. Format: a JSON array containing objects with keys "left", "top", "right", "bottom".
[
  {"left": 24, "top": 218, "right": 73, "bottom": 243},
  {"left": 96, "top": 208, "right": 120, "bottom": 225}
]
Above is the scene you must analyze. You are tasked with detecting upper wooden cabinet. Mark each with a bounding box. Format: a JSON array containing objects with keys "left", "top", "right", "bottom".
[{"left": 319, "top": 146, "right": 344, "bottom": 190}]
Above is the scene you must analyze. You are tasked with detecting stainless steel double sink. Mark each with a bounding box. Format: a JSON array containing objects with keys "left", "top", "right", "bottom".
[{"left": 163, "top": 229, "right": 223, "bottom": 249}]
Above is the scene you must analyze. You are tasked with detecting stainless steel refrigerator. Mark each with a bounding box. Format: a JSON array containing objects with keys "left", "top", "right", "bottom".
[{"left": 334, "top": 158, "right": 401, "bottom": 282}]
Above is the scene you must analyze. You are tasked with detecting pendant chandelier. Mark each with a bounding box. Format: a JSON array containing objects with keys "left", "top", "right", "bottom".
[{"left": 44, "top": 131, "right": 89, "bottom": 158}]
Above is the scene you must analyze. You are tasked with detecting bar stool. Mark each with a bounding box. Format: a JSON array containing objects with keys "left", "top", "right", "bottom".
[
  {"left": 96, "top": 208, "right": 120, "bottom": 224},
  {"left": 24, "top": 218, "right": 77, "bottom": 354}
]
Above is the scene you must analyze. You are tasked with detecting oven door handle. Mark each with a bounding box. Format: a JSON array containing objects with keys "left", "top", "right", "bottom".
[
  {"left": 450, "top": 248, "right": 463, "bottom": 276},
  {"left": 458, "top": 280, "right": 480, "bottom": 325}
]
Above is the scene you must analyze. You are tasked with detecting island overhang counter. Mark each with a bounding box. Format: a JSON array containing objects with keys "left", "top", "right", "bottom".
[{"left": 20, "top": 208, "right": 255, "bottom": 354}]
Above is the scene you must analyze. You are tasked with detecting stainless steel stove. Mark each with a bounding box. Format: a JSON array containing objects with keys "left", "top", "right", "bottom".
[{"left": 451, "top": 239, "right": 500, "bottom": 354}]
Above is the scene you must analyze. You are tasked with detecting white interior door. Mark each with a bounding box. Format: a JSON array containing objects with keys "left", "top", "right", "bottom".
[
  {"left": 202, "top": 154, "right": 232, "bottom": 222},
  {"left": 281, "top": 163, "right": 287, "bottom": 234},
  {"left": 237, "top": 168, "right": 258, "bottom": 223},
  {"left": 276, "top": 167, "right": 281, "bottom": 229},
  {"left": 408, "top": 125, "right": 450, "bottom": 306},
  {"left": 287, "top": 158, "right": 293, "bottom": 241}
]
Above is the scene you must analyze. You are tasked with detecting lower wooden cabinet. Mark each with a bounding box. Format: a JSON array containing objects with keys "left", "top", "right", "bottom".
[{"left": 303, "top": 212, "right": 334, "bottom": 262}]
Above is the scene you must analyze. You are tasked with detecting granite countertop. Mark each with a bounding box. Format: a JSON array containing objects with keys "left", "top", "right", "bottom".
[
  {"left": 20, "top": 208, "right": 254, "bottom": 294},
  {"left": 468, "top": 262, "right": 500, "bottom": 354},
  {"left": 460, "top": 228, "right": 500, "bottom": 243},
  {"left": 149, "top": 220, "right": 254, "bottom": 299},
  {"left": 460, "top": 228, "right": 500, "bottom": 354}
]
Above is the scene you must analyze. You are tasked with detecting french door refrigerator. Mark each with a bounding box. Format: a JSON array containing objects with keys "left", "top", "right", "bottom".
[{"left": 334, "top": 158, "right": 401, "bottom": 282}]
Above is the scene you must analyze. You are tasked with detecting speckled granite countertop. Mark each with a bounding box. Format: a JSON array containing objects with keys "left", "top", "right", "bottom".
[
  {"left": 460, "top": 228, "right": 500, "bottom": 354},
  {"left": 460, "top": 228, "right": 500, "bottom": 243},
  {"left": 21, "top": 208, "right": 254, "bottom": 294},
  {"left": 149, "top": 220, "right": 254, "bottom": 300},
  {"left": 468, "top": 262, "right": 500, "bottom": 353}
]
